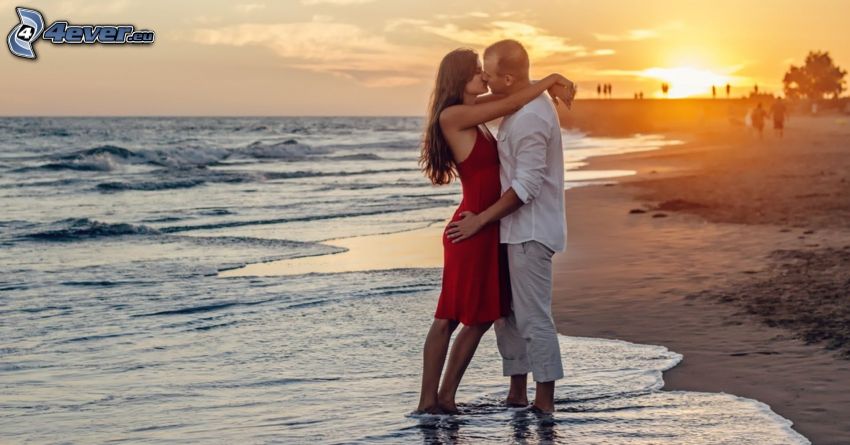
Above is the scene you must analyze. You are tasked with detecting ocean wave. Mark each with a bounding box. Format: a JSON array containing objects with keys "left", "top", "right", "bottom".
[
  {"left": 17, "top": 157, "right": 121, "bottom": 172},
  {"left": 96, "top": 179, "right": 207, "bottom": 192},
  {"left": 56, "top": 332, "right": 134, "bottom": 344},
  {"left": 133, "top": 298, "right": 273, "bottom": 317},
  {"left": 43, "top": 128, "right": 73, "bottom": 137},
  {"left": 60, "top": 280, "right": 149, "bottom": 287},
  {"left": 323, "top": 139, "right": 421, "bottom": 151},
  {"left": 23, "top": 218, "right": 161, "bottom": 241},
  {"left": 14, "top": 145, "right": 152, "bottom": 173},
  {"left": 179, "top": 235, "right": 344, "bottom": 252},
  {"left": 91, "top": 170, "right": 278, "bottom": 193},
  {"left": 19, "top": 144, "right": 232, "bottom": 173},
  {"left": 238, "top": 139, "right": 332, "bottom": 161},
  {"left": 56, "top": 144, "right": 141, "bottom": 161},
  {"left": 264, "top": 167, "right": 419, "bottom": 180},
  {"left": 159, "top": 199, "right": 453, "bottom": 234},
  {"left": 89, "top": 166, "right": 421, "bottom": 193},
  {"left": 8, "top": 137, "right": 412, "bottom": 187},
  {"left": 330, "top": 153, "right": 384, "bottom": 161},
  {"left": 232, "top": 125, "right": 269, "bottom": 132},
  {"left": 0, "top": 177, "right": 84, "bottom": 189},
  {"left": 142, "top": 146, "right": 232, "bottom": 169}
]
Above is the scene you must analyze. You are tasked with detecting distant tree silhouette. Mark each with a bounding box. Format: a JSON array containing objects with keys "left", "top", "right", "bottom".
[
  {"left": 661, "top": 83, "right": 670, "bottom": 96},
  {"left": 783, "top": 51, "right": 847, "bottom": 100}
]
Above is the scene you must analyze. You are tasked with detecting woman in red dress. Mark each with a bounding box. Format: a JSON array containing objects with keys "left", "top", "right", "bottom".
[{"left": 416, "top": 48, "right": 571, "bottom": 414}]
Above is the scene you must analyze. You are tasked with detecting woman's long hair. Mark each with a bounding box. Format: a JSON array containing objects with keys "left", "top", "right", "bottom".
[{"left": 420, "top": 49, "right": 479, "bottom": 185}]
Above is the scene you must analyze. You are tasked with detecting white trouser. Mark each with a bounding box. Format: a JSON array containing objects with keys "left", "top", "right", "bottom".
[{"left": 495, "top": 241, "right": 564, "bottom": 383}]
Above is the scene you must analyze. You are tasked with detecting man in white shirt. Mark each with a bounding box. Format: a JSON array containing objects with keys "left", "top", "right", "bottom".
[{"left": 446, "top": 39, "right": 570, "bottom": 413}]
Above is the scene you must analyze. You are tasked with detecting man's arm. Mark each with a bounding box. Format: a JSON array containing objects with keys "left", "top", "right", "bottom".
[
  {"left": 508, "top": 113, "right": 549, "bottom": 204},
  {"left": 446, "top": 113, "right": 550, "bottom": 243}
]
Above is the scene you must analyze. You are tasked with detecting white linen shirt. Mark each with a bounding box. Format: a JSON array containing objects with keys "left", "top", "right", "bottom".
[{"left": 496, "top": 93, "right": 567, "bottom": 252}]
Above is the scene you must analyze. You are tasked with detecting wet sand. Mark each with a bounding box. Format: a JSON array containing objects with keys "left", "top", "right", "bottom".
[
  {"left": 558, "top": 112, "right": 850, "bottom": 444},
  {"left": 219, "top": 224, "right": 445, "bottom": 277}
]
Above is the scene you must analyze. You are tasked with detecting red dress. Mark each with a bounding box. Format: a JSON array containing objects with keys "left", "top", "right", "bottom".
[{"left": 434, "top": 126, "right": 512, "bottom": 326}]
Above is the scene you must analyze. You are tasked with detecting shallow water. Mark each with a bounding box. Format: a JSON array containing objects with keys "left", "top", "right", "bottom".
[{"left": 0, "top": 117, "right": 807, "bottom": 444}]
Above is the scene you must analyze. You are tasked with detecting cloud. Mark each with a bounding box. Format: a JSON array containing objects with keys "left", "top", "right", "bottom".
[
  {"left": 188, "top": 15, "right": 224, "bottom": 25},
  {"left": 592, "top": 49, "right": 616, "bottom": 56},
  {"left": 52, "top": 0, "right": 130, "bottom": 17},
  {"left": 434, "top": 11, "right": 490, "bottom": 20},
  {"left": 594, "top": 22, "right": 684, "bottom": 42},
  {"left": 301, "top": 0, "right": 377, "bottom": 4},
  {"left": 419, "top": 21, "right": 584, "bottom": 58},
  {"left": 192, "top": 18, "right": 431, "bottom": 87},
  {"left": 384, "top": 14, "right": 616, "bottom": 70},
  {"left": 383, "top": 18, "right": 430, "bottom": 32},
  {"left": 191, "top": 12, "right": 613, "bottom": 86},
  {"left": 235, "top": 3, "right": 266, "bottom": 13},
  {"left": 594, "top": 29, "right": 659, "bottom": 42}
]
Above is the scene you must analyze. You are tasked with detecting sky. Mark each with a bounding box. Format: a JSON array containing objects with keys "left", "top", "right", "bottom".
[{"left": 1, "top": 0, "right": 849, "bottom": 115}]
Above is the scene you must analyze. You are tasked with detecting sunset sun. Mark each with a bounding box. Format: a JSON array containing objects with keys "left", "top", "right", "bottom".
[{"left": 642, "top": 66, "right": 736, "bottom": 98}]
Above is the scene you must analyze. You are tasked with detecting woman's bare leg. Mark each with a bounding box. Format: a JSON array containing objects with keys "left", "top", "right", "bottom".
[
  {"left": 417, "top": 318, "right": 459, "bottom": 413},
  {"left": 437, "top": 322, "right": 493, "bottom": 413}
]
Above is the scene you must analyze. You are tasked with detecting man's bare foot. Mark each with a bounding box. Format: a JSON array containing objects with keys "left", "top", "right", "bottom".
[
  {"left": 414, "top": 404, "right": 443, "bottom": 415},
  {"left": 505, "top": 396, "right": 529, "bottom": 407},
  {"left": 437, "top": 399, "right": 459, "bottom": 414},
  {"left": 528, "top": 403, "right": 555, "bottom": 414}
]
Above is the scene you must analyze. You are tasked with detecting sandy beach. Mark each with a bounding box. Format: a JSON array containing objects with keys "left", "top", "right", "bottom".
[{"left": 556, "top": 106, "right": 850, "bottom": 444}]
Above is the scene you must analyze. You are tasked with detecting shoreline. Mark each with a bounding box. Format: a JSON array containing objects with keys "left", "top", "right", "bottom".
[
  {"left": 218, "top": 224, "right": 445, "bottom": 277},
  {"left": 560, "top": 114, "right": 850, "bottom": 444}
]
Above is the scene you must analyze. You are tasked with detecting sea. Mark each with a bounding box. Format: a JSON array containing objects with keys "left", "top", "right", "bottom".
[{"left": 0, "top": 117, "right": 809, "bottom": 444}]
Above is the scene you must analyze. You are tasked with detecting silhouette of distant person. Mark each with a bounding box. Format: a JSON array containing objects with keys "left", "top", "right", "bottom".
[
  {"left": 771, "top": 99, "right": 787, "bottom": 138},
  {"left": 712, "top": 85, "right": 716, "bottom": 99},
  {"left": 607, "top": 83, "right": 613, "bottom": 97},
  {"left": 597, "top": 84, "right": 602, "bottom": 97},
  {"left": 751, "top": 103, "right": 767, "bottom": 139},
  {"left": 725, "top": 83, "right": 731, "bottom": 98}
]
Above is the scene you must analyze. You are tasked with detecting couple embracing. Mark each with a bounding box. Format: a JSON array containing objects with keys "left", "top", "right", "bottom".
[{"left": 417, "top": 39, "right": 574, "bottom": 415}]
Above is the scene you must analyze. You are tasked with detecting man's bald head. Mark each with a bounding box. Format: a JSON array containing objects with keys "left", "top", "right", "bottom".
[{"left": 483, "top": 39, "right": 530, "bottom": 81}]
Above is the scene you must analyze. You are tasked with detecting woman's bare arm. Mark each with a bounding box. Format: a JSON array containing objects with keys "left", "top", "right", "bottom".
[{"left": 440, "top": 74, "right": 572, "bottom": 131}]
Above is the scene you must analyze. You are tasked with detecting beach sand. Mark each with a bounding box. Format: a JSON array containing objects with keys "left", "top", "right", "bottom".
[
  {"left": 556, "top": 110, "right": 850, "bottom": 444},
  {"left": 223, "top": 103, "right": 850, "bottom": 444},
  {"left": 219, "top": 224, "right": 445, "bottom": 277}
]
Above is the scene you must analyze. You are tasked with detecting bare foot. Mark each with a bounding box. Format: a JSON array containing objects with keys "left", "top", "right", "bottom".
[
  {"left": 414, "top": 404, "right": 443, "bottom": 415},
  {"left": 505, "top": 396, "right": 529, "bottom": 407},
  {"left": 437, "top": 399, "right": 459, "bottom": 414},
  {"left": 528, "top": 403, "right": 554, "bottom": 414}
]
